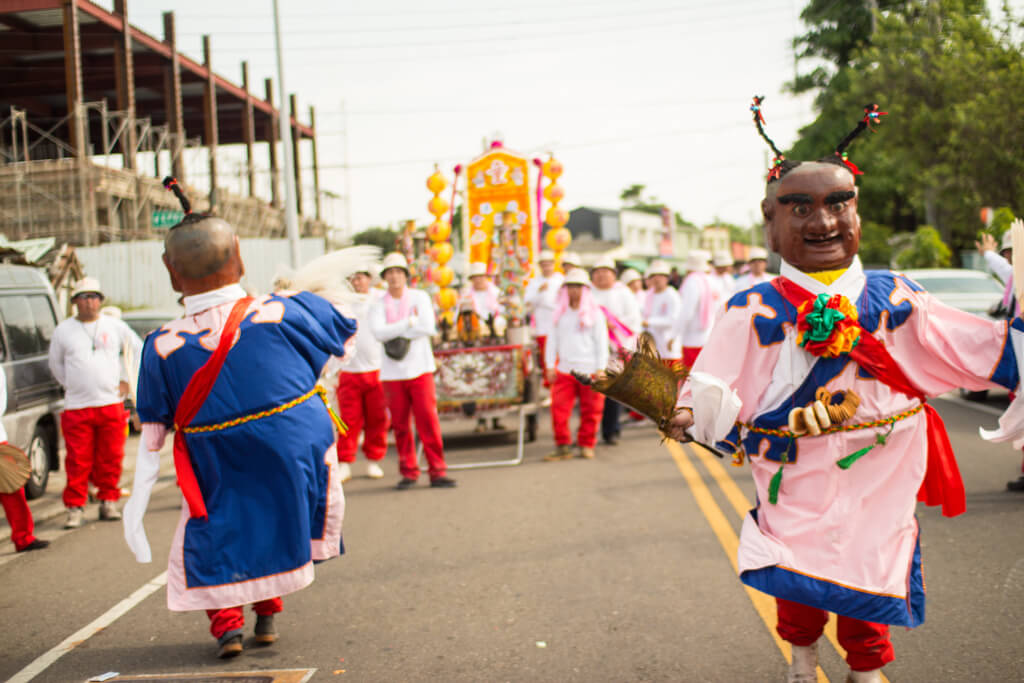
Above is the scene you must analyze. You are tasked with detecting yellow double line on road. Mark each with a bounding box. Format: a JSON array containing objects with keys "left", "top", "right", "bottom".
[{"left": 665, "top": 440, "right": 891, "bottom": 683}]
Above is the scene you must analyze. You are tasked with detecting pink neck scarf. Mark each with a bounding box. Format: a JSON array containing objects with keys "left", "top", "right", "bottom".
[
  {"left": 553, "top": 285, "right": 599, "bottom": 330},
  {"left": 385, "top": 289, "right": 411, "bottom": 323}
]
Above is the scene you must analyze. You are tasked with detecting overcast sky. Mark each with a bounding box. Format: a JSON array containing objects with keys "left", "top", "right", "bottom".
[{"left": 111, "top": 0, "right": 1021, "bottom": 238}]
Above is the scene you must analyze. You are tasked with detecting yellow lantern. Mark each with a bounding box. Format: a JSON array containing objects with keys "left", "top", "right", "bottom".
[
  {"left": 431, "top": 242, "right": 453, "bottom": 265},
  {"left": 431, "top": 265, "right": 454, "bottom": 287},
  {"left": 545, "top": 227, "right": 571, "bottom": 252},
  {"left": 545, "top": 206, "right": 569, "bottom": 229},
  {"left": 426, "top": 220, "right": 451, "bottom": 242},
  {"left": 428, "top": 196, "right": 449, "bottom": 218},
  {"left": 426, "top": 169, "right": 447, "bottom": 195},
  {"left": 543, "top": 183, "right": 564, "bottom": 203},
  {"left": 437, "top": 287, "right": 458, "bottom": 310}
]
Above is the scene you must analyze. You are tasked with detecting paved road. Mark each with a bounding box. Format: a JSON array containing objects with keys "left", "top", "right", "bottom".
[{"left": 1, "top": 397, "right": 1023, "bottom": 682}]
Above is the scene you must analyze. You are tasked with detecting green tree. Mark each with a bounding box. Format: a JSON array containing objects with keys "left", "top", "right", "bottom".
[
  {"left": 351, "top": 226, "right": 399, "bottom": 251},
  {"left": 786, "top": 0, "right": 1024, "bottom": 259},
  {"left": 859, "top": 220, "right": 894, "bottom": 267},
  {"left": 894, "top": 226, "right": 951, "bottom": 268}
]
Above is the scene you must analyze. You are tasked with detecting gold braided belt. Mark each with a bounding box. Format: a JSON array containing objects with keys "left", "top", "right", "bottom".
[
  {"left": 180, "top": 384, "right": 348, "bottom": 436},
  {"left": 739, "top": 402, "right": 923, "bottom": 440}
]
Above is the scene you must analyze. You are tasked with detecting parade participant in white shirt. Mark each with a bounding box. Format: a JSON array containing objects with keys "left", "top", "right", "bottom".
[
  {"left": 333, "top": 269, "right": 387, "bottom": 482},
  {"left": 641, "top": 260, "right": 682, "bottom": 362},
  {"left": 523, "top": 250, "right": 564, "bottom": 382},
  {"left": 0, "top": 367, "right": 49, "bottom": 553},
  {"left": 620, "top": 268, "right": 646, "bottom": 309},
  {"left": 465, "top": 261, "right": 504, "bottom": 321},
  {"left": 712, "top": 250, "right": 737, "bottom": 298},
  {"left": 561, "top": 251, "right": 582, "bottom": 273},
  {"left": 675, "top": 249, "right": 720, "bottom": 368},
  {"left": 734, "top": 246, "right": 774, "bottom": 290},
  {"left": 590, "top": 256, "right": 642, "bottom": 445},
  {"left": 48, "top": 277, "right": 143, "bottom": 529},
  {"left": 544, "top": 269, "right": 609, "bottom": 460},
  {"left": 370, "top": 253, "right": 456, "bottom": 490}
]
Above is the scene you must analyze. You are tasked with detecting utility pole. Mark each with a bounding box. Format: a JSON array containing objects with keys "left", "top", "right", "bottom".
[
  {"left": 341, "top": 99, "right": 354, "bottom": 242},
  {"left": 272, "top": 0, "right": 301, "bottom": 268}
]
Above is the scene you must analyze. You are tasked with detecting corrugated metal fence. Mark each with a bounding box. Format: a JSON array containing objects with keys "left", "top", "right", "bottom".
[{"left": 76, "top": 238, "right": 326, "bottom": 309}]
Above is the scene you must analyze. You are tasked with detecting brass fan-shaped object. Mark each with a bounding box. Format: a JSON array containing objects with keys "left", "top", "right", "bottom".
[
  {"left": 574, "top": 332, "right": 689, "bottom": 431},
  {"left": 0, "top": 443, "right": 31, "bottom": 494}
]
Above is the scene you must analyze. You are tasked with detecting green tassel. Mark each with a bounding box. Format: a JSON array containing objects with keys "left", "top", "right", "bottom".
[
  {"left": 836, "top": 424, "right": 895, "bottom": 470},
  {"left": 836, "top": 445, "right": 874, "bottom": 470},
  {"left": 768, "top": 464, "right": 784, "bottom": 504}
]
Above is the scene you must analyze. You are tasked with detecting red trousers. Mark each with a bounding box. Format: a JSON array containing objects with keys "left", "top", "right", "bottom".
[
  {"left": 61, "top": 403, "right": 128, "bottom": 508},
  {"left": 206, "top": 597, "right": 282, "bottom": 640},
  {"left": 383, "top": 372, "right": 447, "bottom": 480},
  {"left": 1, "top": 488, "right": 36, "bottom": 550},
  {"left": 336, "top": 370, "right": 388, "bottom": 462},
  {"left": 550, "top": 372, "right": 605, "bottom": 448},
  {"left": 776, "top": 598, "right": 894, "bottom": 672},
  {"left": 682, "top": 346, "right": 702, "bottom": 368}
]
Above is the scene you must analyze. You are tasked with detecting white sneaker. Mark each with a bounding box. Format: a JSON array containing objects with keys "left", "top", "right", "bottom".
[
  {"left": 338, "top": 462, "right": 352, "bottom": 483},
  {"left": 786, "top": 643, "right": 818, "bottom": 683},
  {"left": 366, "top": 462, "right": 384, "bottom": 479},
  {"left": 99, "top": 500, "right": 122, "bottom": 521},
  {"left": 846, "top": 669, "right": 883, "bottom": 683},
  {"left": 64, "top": 507, "right": 84, "bottom": 529}
]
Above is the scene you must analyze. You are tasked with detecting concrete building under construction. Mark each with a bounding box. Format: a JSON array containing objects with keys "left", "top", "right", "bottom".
[{"left": 0, "top": 0, "right": 333, "bottom": 246}]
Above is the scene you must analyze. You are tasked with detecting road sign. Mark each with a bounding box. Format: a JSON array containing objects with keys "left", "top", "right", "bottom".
[{"left": 151, "top": 209, "right": 185, "bottom": 229}]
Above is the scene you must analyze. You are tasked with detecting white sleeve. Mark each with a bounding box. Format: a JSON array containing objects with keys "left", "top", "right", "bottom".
[
  {"left": 370, "top": 297, "right": 412, "bottom": 342},
  {"left": 405, "top": 292, "right": 437, "bottom": 339},
  {"left": 984, "top": 250, "right": 1013, "bottom": 285},
  {"left": 594, "top": 313, "right": 609, "bottom": 370},
  {"left": 122, "top": 423, "right": 167, "bottom": 563},
  {"left": 47, "top": 326, "right": 66, "bottom": 388},
  {"left": 675, "top": 280, "right": 698, "bottom": 338}
]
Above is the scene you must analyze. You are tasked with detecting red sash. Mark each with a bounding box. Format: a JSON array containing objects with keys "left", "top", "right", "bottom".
[
  {"left": 772, "top": 277, "right": 965, "bottom": 517},
  {"left": 173, "top": 297, "right": 253, "bottom": 520}
]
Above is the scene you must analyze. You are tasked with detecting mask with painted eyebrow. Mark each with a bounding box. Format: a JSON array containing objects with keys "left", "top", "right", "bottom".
[
  {"left": 777, "top": 193, "right": 813, "bottom": 205},
  {"left": 826, "top": 191, "right": 856, "bottom": 203}
]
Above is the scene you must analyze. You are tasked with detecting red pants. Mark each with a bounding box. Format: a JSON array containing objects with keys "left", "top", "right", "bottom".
[
  {"left": 682, "top": 346, "right": 702, "bottom": 368},
  {"left": 336, "top": 370, "right": 388, "bottom": 462},
  {"left": 61, "top": 403, "right": 128, "bottom": 508},
  {"left": 383, "top": 373, "right": 447, "bottom": 480},
  {"left": 1, "top": 488, "right": 36, "bottom": 550},
  {"left": 206, "top": 597, "right": 282, "bottom": 640},
  {"left": 550, "top": 372, "right": 605, "bottom": 448},
  {"left": 776, "top": 598, "right": 894, "bottom": 672}
]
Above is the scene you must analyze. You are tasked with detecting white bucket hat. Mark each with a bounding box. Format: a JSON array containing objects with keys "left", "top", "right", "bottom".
[
  {"left": 591, "top": 255, "right": 617, "bottom": 273},
  {"left": 538, "top": 250, "right": 556, "bottom": 263},
  {"left": 380, "top": 252, "right": 410, "bottom": 276},
  {"left": 1002, "top": 230, "right": 1014, "bottom": 252},
  {"left": 620, "top": 268, "right": 641, "bottom": 285},
  {"left": 562, "top": 268, "right": 591, "bottom": 287},
  {"left": 561, "top": 251, "right": 582, "bottom": 268},
  {"left": 748, "top": 246, "right": 769, "bottom": 261},
  {"left": 645, "top": 260, "right": 671, "bottom": 278},
  {"left": 712, "top": 250, "right": 734, "bottom": 268},
  {"left": 468, "top": 262, "right": 489, "bottom": 278},
  {"left": 684, "top": 250, "right": 711, "bottom": 273},
  {"left": 71, "top": 276, "right": 104, "bottom": 301}
]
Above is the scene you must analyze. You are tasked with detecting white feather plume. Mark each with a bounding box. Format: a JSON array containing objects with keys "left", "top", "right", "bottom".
[{"left": 273, "top": 245, "right": 382, "bottom": 306}]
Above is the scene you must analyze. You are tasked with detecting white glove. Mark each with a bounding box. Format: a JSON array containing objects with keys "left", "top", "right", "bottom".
[{"left": 122, "top": 427, "right": 165, "bottom": 563}]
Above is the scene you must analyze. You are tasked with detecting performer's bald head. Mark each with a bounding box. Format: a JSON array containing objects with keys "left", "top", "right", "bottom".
[{"left": 162, "top": 215, "right": 245, "bottom": 295}]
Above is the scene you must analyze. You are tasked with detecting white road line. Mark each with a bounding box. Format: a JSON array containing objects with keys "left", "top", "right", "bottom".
[{"left": 7, "top": 571, "right": 167, "bottom": 683}]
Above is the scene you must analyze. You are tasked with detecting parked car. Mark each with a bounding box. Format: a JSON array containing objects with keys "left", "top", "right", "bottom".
[
  {"left": 120, "top": 309, "right": 182, "bottom": 340},
  {"left": 0, "top": 265, "right": 64, "bottom": 499},
  {"left": 900, "top": 268, "right": 1004, "bottom": 318},
  {"left": 902, "top": 268, "right": 1005, "bottom": 401}
]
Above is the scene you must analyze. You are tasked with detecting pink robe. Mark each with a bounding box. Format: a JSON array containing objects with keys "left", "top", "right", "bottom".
[{"left": 676, "top": 257, "right": 1018, "bottom": 626}]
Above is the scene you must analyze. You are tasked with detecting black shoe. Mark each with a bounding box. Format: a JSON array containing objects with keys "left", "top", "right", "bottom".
[
  {"left": 16, "top": 538, "right": 50, "bottom": 553},
  {"left": 217, "top": 633, "right": 243, "bottom": 659},
  {"left": 395, "top": 477, "right": 418, "bottom": 490},
  {"left": 603, "top": 434, "right": 619, "bottom": 445},
  {"left": 254, "top": 614, "right": 278, "bottom": 645},
  {"left": 430, "top": 476, "right": 457, "bottom": 488},
  {"left": 1007, "top": 476, "right": 1024, "bottom": 492}
]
